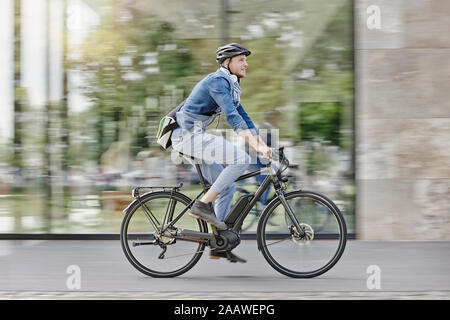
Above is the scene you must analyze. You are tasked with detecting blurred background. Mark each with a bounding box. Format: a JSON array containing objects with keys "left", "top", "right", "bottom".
[{"left": 0, "top": 0, "right": 355, "bottom": 235}]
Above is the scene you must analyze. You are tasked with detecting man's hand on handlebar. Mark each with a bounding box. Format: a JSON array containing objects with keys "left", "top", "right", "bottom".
[
  {"left": 257, "top": 145, "right": 272, "bottom": 159},
  {"left": 238, "top": 129, "right": 272, "bottom": 159},
  {"left": 271, "top": 147, "right": 288, "bottom": 166}
]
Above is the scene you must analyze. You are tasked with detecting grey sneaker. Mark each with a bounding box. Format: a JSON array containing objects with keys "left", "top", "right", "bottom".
[{"left": 189, "top": 200, "right": 227, "bottom": 230}]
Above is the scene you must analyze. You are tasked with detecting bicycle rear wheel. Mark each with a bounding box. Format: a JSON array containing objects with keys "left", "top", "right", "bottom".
[
  {"left": 257, "top": 190, "right": 347, "bottom": 278},
  {"left": 120, "top": 191, "right": 207, "bottom": 277}
]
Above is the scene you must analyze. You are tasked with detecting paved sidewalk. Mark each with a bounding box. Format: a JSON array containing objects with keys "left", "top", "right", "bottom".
[{"left": 0, "top": 240, "right": 449, "bottom": 299}]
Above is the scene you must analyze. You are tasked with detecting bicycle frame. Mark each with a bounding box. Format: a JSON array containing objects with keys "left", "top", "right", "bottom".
[
  {"left": 231, "top": 166, "right": 275, "bottom": 232},
  {"left": 233, "top": 164, "right": 305, "bottom": 237},
  {"left": 157, "top": 159, "right": 305, "bottom": 239}
]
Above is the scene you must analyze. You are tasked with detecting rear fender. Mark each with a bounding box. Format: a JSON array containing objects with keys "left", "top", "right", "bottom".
[{"left": 122, "top": 189, "right": 193, "bottom": 213}]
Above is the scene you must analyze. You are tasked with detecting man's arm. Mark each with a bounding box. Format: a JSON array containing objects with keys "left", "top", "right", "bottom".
[
  {"left": 236, "top": 104, "right": 258, "bottom": 135},
  {"left": 208, "top": 78, "right": 249, "bottom": 132},
  {"left": 238, "top": 129, "right": 272, "bottom": 158},
  {"left": 236, "top": 104, "right": 274, "bottom": 156}
]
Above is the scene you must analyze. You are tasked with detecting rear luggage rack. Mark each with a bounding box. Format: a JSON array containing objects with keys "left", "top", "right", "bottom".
[{"left": 131, "top": 183, "right": 183, "bottom": 198}]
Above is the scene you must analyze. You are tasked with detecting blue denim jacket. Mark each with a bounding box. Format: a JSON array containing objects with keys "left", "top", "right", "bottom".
[{"left": 172, "top": 68, "right": 258, "bottom": 138}]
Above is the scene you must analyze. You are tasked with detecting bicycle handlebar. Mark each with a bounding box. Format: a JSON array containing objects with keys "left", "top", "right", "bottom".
[{"left": 268, "top": 146, "right": 290, "bottom": 174}]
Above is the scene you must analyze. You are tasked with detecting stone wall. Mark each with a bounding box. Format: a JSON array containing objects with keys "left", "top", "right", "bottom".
[{"left": 355, "top": 0, "right": 450, "bottom": 239}]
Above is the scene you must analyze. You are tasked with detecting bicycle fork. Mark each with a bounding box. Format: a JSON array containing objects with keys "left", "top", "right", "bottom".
[{"left": 275, "top": 189, "right": 306, "bottom": 238}]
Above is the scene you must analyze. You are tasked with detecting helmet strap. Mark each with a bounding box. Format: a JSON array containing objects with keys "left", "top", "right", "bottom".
[
  {"left": 226, "top": 57, "right": 241, "bottom": 83},
  {"left": 226, "top": 57, "right": 233, "bottom": 74}
]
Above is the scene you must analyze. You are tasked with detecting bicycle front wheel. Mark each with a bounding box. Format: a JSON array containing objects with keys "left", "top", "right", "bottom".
[
  {"left": 120, "top": 191, "right": 207, "bottom": 278},
  {"left": 257, "top": 190, "right": 347, "bottom": 278}
]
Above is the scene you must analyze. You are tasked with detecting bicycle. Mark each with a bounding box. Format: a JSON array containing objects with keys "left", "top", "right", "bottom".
[{"left": 120, "top": 147, "right": 347, "bottom": 278}]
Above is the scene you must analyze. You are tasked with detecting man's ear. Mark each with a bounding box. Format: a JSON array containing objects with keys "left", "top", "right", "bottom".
[{"left": 222, "top": 58, "right": 230, "bottom": 68}]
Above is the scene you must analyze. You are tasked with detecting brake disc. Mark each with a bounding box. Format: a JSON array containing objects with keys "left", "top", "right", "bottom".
[{"left": 291, "top": 223, "right": 314, "bottom": 245}]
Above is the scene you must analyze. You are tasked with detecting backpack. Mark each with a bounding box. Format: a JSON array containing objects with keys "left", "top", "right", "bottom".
[
  {"left": 155, "top": 100, "right": 185, "bottom": 149},
  {"left": 156, "top": 100, "right": 220, "bottom": 149},
  {"left": 156, "top": 73, "right": 234, "bottom": 149}
]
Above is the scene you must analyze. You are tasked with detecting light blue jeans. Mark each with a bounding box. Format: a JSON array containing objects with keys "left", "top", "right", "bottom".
[{"left": 172, "top": 131, "right": 251, "bottom": 221}]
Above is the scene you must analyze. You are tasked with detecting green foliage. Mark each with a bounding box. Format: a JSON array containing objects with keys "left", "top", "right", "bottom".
[
  {"left": 299, "top": 102, "right": 341, "bottom": 146},
  {"left": 75, "top": 7, "right": 199, "bottom": 160},
  {"left": 241, "top": 38, "right": 285, "bottom": 124},
  {"left": 290, "top": 0, "right": 354, "bottom": 149}
]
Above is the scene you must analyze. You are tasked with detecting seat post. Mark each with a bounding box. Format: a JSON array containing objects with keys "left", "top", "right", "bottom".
[
  {"left": 194, "top": 163, "right": 209, "bottom": 192},
  {"left": 178, "top": 151, "right": 210, "bottom": 192}
]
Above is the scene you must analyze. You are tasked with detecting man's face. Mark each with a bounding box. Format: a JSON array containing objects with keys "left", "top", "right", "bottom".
[{"left": 227, "top": 54, "right": 248, "bottom": 78}]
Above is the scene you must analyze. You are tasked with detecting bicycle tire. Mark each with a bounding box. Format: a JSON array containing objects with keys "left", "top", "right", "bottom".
[
  {"left": 257, "top": 190, "right": 347, "bottom": 278},
  {"left": 120, "top": 190, "right": 208, "bottom": 278}
]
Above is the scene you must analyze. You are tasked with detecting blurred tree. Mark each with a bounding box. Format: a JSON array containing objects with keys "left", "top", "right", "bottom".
[
  {"left": 284, "top": 1, "right": 354, "bottom": 211},
  {"left": 240, "top": 37, "right": 285, "bottom": 125},
  {"left": 12, "top": 0, "right": 23, "bottom": 169},
  {"left": 75, "top": 1, "right": 198, "bottom": 164},
  {"left": 291, "top": 0, "right": 353, "bottom": 149},
  {"left": 43, "top": 0, "right": 53, "bottom": 231},
  {"left": 61, "top": 0, "right": 70, "bottom": 175}
]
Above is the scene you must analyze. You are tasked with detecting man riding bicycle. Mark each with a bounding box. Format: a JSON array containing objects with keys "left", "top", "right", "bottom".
[{"left": 170, "top": 43, "right": 272, "bottom": 263}]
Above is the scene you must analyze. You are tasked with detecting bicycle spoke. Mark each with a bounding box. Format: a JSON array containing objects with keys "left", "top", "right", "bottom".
[
  {"left": 141, "top": 202, "right": 161, "bottom": 231},
  {"left": 161, "top": 248, "right": 206, "bottom": 260},
  {"left": 263, "top": 235, "right": 292, "bottom": 248},
  {"left": 162, "top": 193, "right": 176, "bottom": 227}
]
